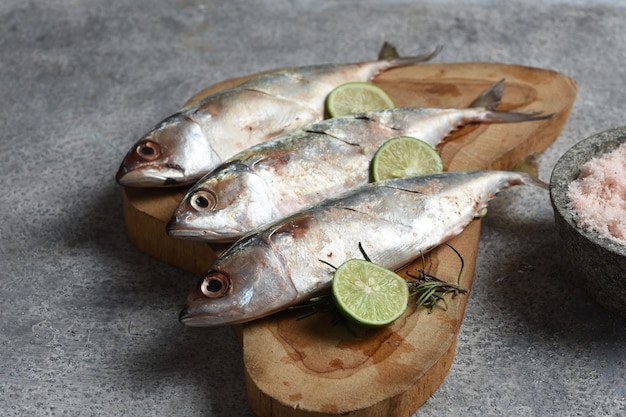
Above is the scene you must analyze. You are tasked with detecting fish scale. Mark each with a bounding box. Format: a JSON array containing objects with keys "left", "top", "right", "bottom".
[
  {"left": 179, "top": 170, "right": 533, "bottom": 327},
  {"left": 168, "top": 80, "right": 551, "bottom": 242},
  {"left": 115, "top": 43, "right": 441, "bottom": 188}
]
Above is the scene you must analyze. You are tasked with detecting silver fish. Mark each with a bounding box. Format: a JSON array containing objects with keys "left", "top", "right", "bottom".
[
  {"left": 115, "top": 43, "right": 440, "bottom": 188},
  {"left": 167, "top": 80, "right": 550, "bottom": 242},
  {"left": 179, "top": 170, "right": 532, "bottom": 327}
]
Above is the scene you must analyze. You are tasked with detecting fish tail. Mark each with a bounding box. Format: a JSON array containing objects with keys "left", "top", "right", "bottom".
[
  {"left": 380, "top": 43, "right": 443, "bottom": 66},
  {"left": 513, "top": 153, "right": 549, "bottom": 190},
  {"left": 469, "top": 79, "right": 505, "bottom": 110},
  {"left": 470, "top": 79, "right": 555, "bottom": 123},
  {"left": 482, "top": 110, "right": 554, "bottom": 124}
]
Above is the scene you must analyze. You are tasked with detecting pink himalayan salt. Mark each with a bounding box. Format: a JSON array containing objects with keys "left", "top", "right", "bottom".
[{"left": 567, "top": 141, "right": 626, "bottom": 245}]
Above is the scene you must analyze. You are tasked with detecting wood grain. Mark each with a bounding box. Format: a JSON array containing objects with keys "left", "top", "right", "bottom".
[
  {"left": 242, "top": 229, "right": 479, "bottom": 417},
  {"left": 119, "top": 63, "right": 577, "bottom": 417}
]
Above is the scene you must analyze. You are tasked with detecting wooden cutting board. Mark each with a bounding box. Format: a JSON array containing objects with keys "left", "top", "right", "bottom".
[{"left": 120, "top": 63, "right": 577, "bottom": 417}]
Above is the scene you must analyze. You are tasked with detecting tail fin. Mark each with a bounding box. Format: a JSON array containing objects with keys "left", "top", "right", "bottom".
[
  {"left": 483, "top": 111, "right": 554, "bottom": 124},
  {"left": 469, "top": 79, "right": 554, "bottom": 123},
  {"left": 469, "top": 79, "right": 505, "bottom": 110},
  {"left": 378, "top": 42, "right": 443, "bottom": 66},
  {"left": 513, "top": 153, "right": 549, "bottom": 190}
]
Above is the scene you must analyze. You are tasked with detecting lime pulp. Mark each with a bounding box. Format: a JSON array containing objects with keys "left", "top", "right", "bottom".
[
  {"left": 332, "top": 259, "right": 409, "bottom": 327},
  {"left": 325, "top": 82, "right": 395, "bottom": 118},
  {"left": 371, "top": 136, "right": 444, "bottom": 182}
]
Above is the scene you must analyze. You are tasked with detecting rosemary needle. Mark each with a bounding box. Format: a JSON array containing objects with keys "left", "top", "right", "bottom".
[{"left": 291, "top": 243, "right": 467, "bottom": 323}]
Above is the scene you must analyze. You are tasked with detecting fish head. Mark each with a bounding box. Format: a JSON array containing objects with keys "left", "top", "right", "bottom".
[
  {"left": 167, "top": 161, "right": 280, "bottom": 242},
  {"left": 116, "top": 113, "right": 219, "bottom": 187},
  {"left": 179, "top": 235, "right": 298, "bottom": 326}
]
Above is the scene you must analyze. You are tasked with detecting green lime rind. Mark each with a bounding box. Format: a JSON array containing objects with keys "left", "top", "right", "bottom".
[
  {"left": 325, "top": 82, "right": 395, "bottom": 118},
  {"left": 371, "top": 136, "right": 444, "bottom": 182},
  {"left": 332, "top": 259, "right": 409, "bottom": 328}
]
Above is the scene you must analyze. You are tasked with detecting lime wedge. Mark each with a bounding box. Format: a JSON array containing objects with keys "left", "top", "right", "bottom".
[
  {"left": 325, "top": 82, "right": 395, "bottom": 118},
  {"left": 371, "top": 136, "right": 444, "bottom": 182},
  {"left": 332, "top": 259, "right": 409, "bottom": 327}
]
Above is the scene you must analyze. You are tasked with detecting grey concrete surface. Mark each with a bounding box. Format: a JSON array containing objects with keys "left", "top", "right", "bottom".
[{"left": 2, "top": 1, "right": 626, "bottom": 416}]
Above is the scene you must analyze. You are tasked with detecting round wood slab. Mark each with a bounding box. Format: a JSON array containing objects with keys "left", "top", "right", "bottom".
[{"left": 120, "top": 62, "right": 577, "bottom": 417}]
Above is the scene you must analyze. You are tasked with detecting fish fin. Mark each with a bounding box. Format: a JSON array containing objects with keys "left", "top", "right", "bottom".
[
  {"left": 267, "top": 216, "right": 312, "bottom": 241},
  {"left": 482, "top": 110, "right": 554, "bottom": 124},
  {"left": 513, "top": 153, "right": 549, "bottom": 190},
  {"left": 248, "top": 153, "right": 271, "bottom": 168},
  {"left": 378, "top": 42, "right": 400, "bottom": 60},
  {"left": 469, "top": 79, "right": 505, "bottom": 110},
  {"left": 469, "top": 79, "right": 555, "bottom": 123},
  {"left": 384, "top": 45, "right": 443, "bottom": 66}
]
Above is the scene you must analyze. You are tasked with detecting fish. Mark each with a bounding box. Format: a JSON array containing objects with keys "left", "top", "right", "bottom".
[
  {"left": 167, "top": 80, "right": 551, "bottom": 242},
  {"left": 115, "top": 43, "right": 441, "bottom": 188},
  {"left": 179, "top": 170, "right": 533, "bottom": 327}
]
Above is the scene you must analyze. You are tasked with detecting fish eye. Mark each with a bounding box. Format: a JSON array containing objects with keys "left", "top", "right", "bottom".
[
  {"left": 201, "top": 272, "right": 229, "bottom": 298},
  {"left": 190, "top": 190, "right": 217, "bottom": 211},
  {"left": 135, "top": 140, "right": 161, "bottom": 161}
]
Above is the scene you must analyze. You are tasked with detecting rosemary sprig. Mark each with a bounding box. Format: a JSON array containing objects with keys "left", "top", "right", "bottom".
[
  {"left": 289, "top": 293, "right": 357, "bottom": 335},
  {"left": 289, "top": 294, "right": 336, "bottom": 320},
  {"left": 290, "top": 259, "right": 346, "bottom": 324},
  {"left": 290, "top": 242, "right": 467, "bottom": 322},
  {"left": 406, "top": 244, "right": 468, "bottom": 313}
]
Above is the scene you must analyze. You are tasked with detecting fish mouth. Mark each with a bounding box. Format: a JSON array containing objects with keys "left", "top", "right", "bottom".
[
  {"left": 116, "top": 165, "right": 187, "bottom": 188},
  {"left": 166, "top": 221, "right": 214, "bottom": 240},
  {"left": 167, "top": 220, "right": 241, "bottom": 243},
  {"left": 166, "top": 222, "right": 204, "bottom": 239},
  {"left": 178, "top": 275, "right": 244, "bottom": 327},
  {"left": 178, "top": 307, "right": 204, "bottom": 326}
]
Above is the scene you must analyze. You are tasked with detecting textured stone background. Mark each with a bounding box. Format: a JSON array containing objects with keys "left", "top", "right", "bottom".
[{"left": 1, "top": 1, "right": 625, "bottom": 416}]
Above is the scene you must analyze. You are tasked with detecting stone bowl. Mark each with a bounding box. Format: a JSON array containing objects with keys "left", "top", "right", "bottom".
[{"left": 550, "top": 126, "right": 626, "bottom": 317}]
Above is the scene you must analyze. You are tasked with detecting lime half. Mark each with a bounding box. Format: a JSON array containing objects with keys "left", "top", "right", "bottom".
[
  {"left": 371, "top": 136, "right": 444, "bottom": 182},
  {"left": 332, "top": 259, "right": 409, "bottom": 328},
  {"left": 325, "top": 82, "right": 394, "bottom": 118}
]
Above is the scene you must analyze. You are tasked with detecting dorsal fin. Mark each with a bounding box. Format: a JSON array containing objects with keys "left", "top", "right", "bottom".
[
  {"left": 378, "top": 41, "right": 400, "bottom": 60},
  {"left": 513, "top": 153, "right": 549, "bottom": 190}
]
